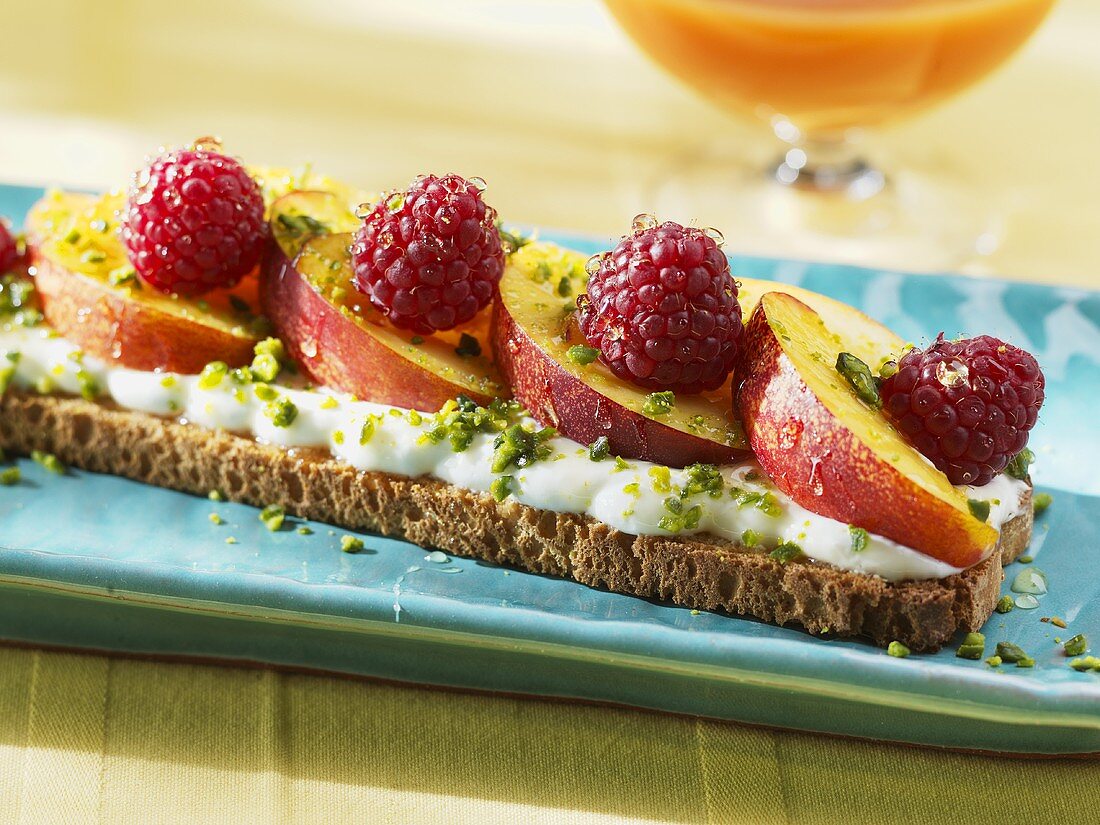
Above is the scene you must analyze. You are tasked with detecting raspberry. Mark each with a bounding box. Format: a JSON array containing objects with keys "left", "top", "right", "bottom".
[
  {"left": 881, "top": 334, "right": 1044, "bottom": 486},
  {"left": 350, "top": 174, "right": 504, "bottom": 335},
  {"left": 576, "top": 219, "right": 742, "bottom": 393},
  {"left": 121, "top": 144, "right": 267, "bottom": 295},
  {"left": 0, "top": 220, "right": 18, "bottom": 273}
]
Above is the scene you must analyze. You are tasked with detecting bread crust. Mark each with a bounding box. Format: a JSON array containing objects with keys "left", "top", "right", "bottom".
[{"left": 0, "top": 391, "right": 1032, "bottom": 651}]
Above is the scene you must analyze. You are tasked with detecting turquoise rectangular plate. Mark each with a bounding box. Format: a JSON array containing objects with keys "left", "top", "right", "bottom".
[{"left": 2, "top": 183, "right": 1098, "bottom": 754}]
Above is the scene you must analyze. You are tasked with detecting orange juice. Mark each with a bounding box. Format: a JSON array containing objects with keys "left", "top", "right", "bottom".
[{"left": 603, "top": 0, "right": 1055, "bottom": 132}]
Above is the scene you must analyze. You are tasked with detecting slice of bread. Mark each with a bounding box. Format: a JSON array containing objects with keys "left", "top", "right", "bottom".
[{"left": 0, "top": 390, "right": 1032, "bottom": 651}]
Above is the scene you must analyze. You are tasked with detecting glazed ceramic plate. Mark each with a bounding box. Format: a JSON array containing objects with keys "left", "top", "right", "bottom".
[{"left": 1, "top": 183, "right": 1098, "bottom": 754}]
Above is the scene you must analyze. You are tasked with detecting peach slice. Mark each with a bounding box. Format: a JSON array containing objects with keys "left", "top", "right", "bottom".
[
  {"left": 736, "top": 291, "right": 998, "bottom": 567},
  {"left": 493, "top": 242, "right": 749, "bottom": 466},
  {"left": 25, "top": 191, "right": 265, "bottom": 373},
  {"left": 261, "top": 191, "right": 507, "bottom": 409}
]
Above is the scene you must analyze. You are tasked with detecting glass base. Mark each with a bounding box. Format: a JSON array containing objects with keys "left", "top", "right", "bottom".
[{"left": 639, "top": 141, "right": 1004, "bottom": 273}]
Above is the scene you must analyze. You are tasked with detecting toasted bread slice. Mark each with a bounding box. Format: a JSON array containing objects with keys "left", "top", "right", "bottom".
[{"left": 0, "top": 390, "right": 1031, "bottom": 651}]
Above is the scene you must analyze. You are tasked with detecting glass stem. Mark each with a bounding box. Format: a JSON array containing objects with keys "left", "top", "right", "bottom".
[{"left": 772, "top": 129, "right": 886, "bottom": 201}]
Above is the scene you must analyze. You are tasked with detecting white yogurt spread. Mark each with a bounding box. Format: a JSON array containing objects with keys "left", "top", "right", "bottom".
[{"left": 0, "top": 326, "right": 1027, "bottom": 582}]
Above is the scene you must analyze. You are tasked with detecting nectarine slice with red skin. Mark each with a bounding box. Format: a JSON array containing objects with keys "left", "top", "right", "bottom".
[
  {"left": 26, "top": 191, "right": 264, "bottom": 373},
  {"left": 736, "top": 292, "right": 999, "bottom": 567},
  {"left": 262, "top": 233, "right": 505, "bottom": 409},
  {"left": 493, "top": 242, "right": 748, "bottom": 467}
]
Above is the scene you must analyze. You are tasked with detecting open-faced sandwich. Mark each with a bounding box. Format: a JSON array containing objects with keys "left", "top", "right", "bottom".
[{"left": 0, "top": 141, "right": 1045, "bottom": 650}]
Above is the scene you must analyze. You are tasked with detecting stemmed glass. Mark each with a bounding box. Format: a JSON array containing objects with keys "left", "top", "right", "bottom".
[{"left": 602, "top": 0, "right": 1056, "bottom": 270}]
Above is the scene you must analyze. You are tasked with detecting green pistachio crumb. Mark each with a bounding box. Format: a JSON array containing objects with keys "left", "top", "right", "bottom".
[
  {"left": 1005, "top": 447, "right": 1035, "bottom": 480},
  {"left": 887, "top": 641, "right": 910, "bottom": 658},
  {"left": 209, "top": 513, "right": 225, "bottom": 525},
  {"left": 613, "top": 455, "right": 630, "bottom": 472},
  {"left": 276, "top": 212, "right": 329, "bottom": 239},
  {"left": 1064, "top": 634, "right": 1089, "bottom": 657},
  {"left": 0, "top": 466, "right": 21, "bottom": 485},
  {"left": 566, "top": 345, "right": 600, "bottom": 366},
  {"left": 455, "top": 333, "right": 481, "bottom": 358},
  {"left": 76, "top": 370, "right": 98, "bottom": 401},
  {"left": 588, "top": 436, "right": 610, "bottom": 462},
  {"left": 956, "top": 632, "right": 986, "bottom": 660},
  {"left": 1032, "top": 492, "right": 1053, "bottom": 516},
  {"left": 491, "top": 423, "right": 554, "bottom": 473},
  {"left": 259, "top": 504, "right": 286, "bottom": 531},
  {"left": 769, "top": 541, "right": 803, "bottom": 564},
  {"left": 208, "top": 489, "right": 227, "bottom": 502},
  {"left": 648, "top": 466, "right": 672, "bottom": 494},
  {"left": 264, "top": 397, "right": 298, "bottom": 428},
  {"left": 198, "top": 361, "right": 229, "bottom": 390},
  {"left": 835, "top": 352, "right": 881, "bottom": 408},
  {"left": 160, "top": 375, "right": 177, "bottom": 388},
  {"left": 359, "top": 416, "right": 377, "bottom": 445},
  {"left": 80, "top": 248, "right": 107, "bottom": 264},
  {"left": 34, "top": 375, "right": 55, "bottom": 394},
  {"left": 108, "top": 266, "right": 137, "bottom": 287},
  {"left": 740, "top": 529, "right": 762, "bottom": 548},
  {"left": 490, "top": 475, "right": 514, "bottom": 502},
  {"left": 297, "top": 526, "right": 314, "bottom": 536},
  {"left": 410, "top": 336, "right": 425, "bottom": 345},
  {"left": 1068, "top": 656, "right": 1100, "bottom": 672},
  {"left": 1018, "top": 554, "right": 1034, "bottom": 564},
  {"left": 967, "top": 498, "right": 991, "bottom": 522},
  {"left": 340, "top": 535, "right": 365, "bottom": 554},
  {"left": 995, "top": 595, "right": 1016, "bottom": 614},
  {"left": 995, "top": 641, "right": 1029, "bottom": 663},
  {"left": 641, "top": 391, "right": 675, "bottom": 416},
  {"left": 332, "top": 430, "right": 345, "bottom": 445},
  {"left": 320, "top": 396, "right": 339, "bottom": 410},
  {"left": 849, "top": 525, "right": 869, "bottom": 553},
  {"left": 986, "top": 655, "right": 1003, "bottom": 667},
  {"left": 31, "top": 450, "right": 65, "bottom": 474},
  {"left": 252, "top": 384, "right": 278, "bottom": 401},
  {"left": 683, "top": 463, "right": 724, "bottom": 499},
  {"left": 225, "top": 537, "right": 239, "bottom": 545},
  {"left": 1016, "top": 656, "right": 1035, "bottom": 668}
]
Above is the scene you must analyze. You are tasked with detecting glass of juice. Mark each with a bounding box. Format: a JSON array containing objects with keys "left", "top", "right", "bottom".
[{"left": 602, "top": 0, "right": 1057, "bottom": 268}]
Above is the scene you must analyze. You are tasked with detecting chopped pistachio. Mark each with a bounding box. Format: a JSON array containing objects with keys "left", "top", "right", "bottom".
[
  {"left": 1068, "top": 656, "right": 1100, "bottom": 672},
  {"left": 320, "top": 396, "right": 339, "bottom": 410},
  {"left": 995, "top": 641, "right": 1029, "bottom": 663},
  {"left": 491, "top": 423, "right": 554, "bottom": 473},
  {"left": 264, "top": 397, "right": 298, "bottom": 428},
  {"left": 225, "top": 536, "right": 239, "bottom": 545},
  {"left": 276, "top": 212, "right": 329, "bottom": 238},
  {"left": 1016, "top": 657, "right": 1035, "bottom": 668},
  {"left": 496, "top": 223, "right": 530, "bottom": 254},
  {"left": 208, "top": 489, "right": 227, "bottom": 502},
  {"left": 887, "top": 641, "right": 911, "bottom": 658},
  {"left": 985, "top": 655, "right": 1003, "bottom": 668},
  {"left": 359, "top": 416, "right": 377, "bottom": 445},
  {"left": 259, "top": 504, "right": 286, "bottom": 531},
  {"left": 160, "top": 375, "right": 177, "bottom": 389},
  {"left": 198, "top": 361, "right": 229, "bottom": 390},
  {"left": 454, "top": 333, "right": 481, "bottom": 358},
  {"left": 1005, "top": 447, "right": 1035, "bottom": 480},
  {"left": 1018, "top": 554, "right": 1034, "bottom": 564},
  {"left": 566, "top": 345, "right": 600, "bottom": 366},
  {"left": 208, "top": 513, "right": 225, "bottom": 525},
  {"left": 955, "top": 632, "right": 986, "bottom": 660},
  {"left": 849, "top": 525, "right": 869, "bottom": 553},
  {"left": 296, "top": 526, "right": 314, "bottom": 536},
  {"left": 995, "top": 595, "right": 1015, "bottom": 614},
  {"left": 641, "top": 391, "right": 675, "bottom": 416},
  {"left": 648, "top": 466, "right": 672, "bottom": 494},
  {"left": 657, "top": 496, "right": 702, "bottom": 533},
  {"left": 682, "top": 463, "right": 724, "bottom": 499},
  {"left": 31, "top": 450, "right": 65, "bottom": 474},
  {"left": 332, "top": 430, "right": 345, "bottom": 446},
  {"left": 613, "top": 455, "right": 630, "bottom": 473},
  {"left": 740, "top": 529, "right": 762, "bottom": 547},
  {"left": 769, "top": 541, "right": 803, "bottom": 564},
  {"left": 340, "top": 535, "right": 365, "bottom": 554},
  {"left": 0, "top": 466, "right": 21, "bottom": 485},
  {"left": 730, "top": 488, "right": 782, "bottom": 518},
  {"left": 80, "top": 249, "right": 107, "bottom": 264},
  {"left": 490, "top": 475, "right": 514, "bottom": 502},
  {"left": 108, "top": 266, "right": 137, "bottom": 287},
  {"left": 1064, "top": 634, "right": 1089, "bottom": 657},
  {"left": 967, "top": 498, "right": 991, "bottom": 522},
  {"left": 835, "top": 352, "right": 881, "bottom": 408},
  {"left": 410, "top": 336, "right": 425, "bottom": 345},
  {"left": 588, "top": 436, "right": 610, "bottom": 462},
  {"left": 1032, "top": 492, "right": 1053, "bottom": 516},
  {"left": 34, "top": 375, "right": 55, "bottom": 394},
  {"left": 76, "top": 370, "right": 98, "bottom": 401},
  {"left": 556, "top": 275, "right": 572, "bottom": 297},
  {"left": 250, "top": 337, "right": 285, "bottom": 383}
]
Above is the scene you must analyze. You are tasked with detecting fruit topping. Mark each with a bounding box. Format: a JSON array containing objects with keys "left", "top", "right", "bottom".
[
  {"left": 737, "top": 292, "right": 997, "bottom": 567},
  {"left": 577, "top": 217, "right": 742, "bottom": 393},
  {"left": 880, "top": 334, "right": 1044, "bottom": 486},
  {"left": 263, "top": 191, "right": 506, "bottom": 409},
  {"left": 351, "top": 174, "right": 504, "bottom": 335},
  {"left": 122, "top": 140, "right": 267, "bottom": 295},
  {"left": 0, "top": 220, "right": 20, "bottom": 273}
]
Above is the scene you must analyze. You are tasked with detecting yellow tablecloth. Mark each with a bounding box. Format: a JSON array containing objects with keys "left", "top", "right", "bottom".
[{"left": 1, "top": 1, "right": 1097, "bottom": 821}]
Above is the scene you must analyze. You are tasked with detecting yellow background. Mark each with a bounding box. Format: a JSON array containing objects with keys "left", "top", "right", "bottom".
[{"left": 1, "top": 1, "right": 1098, "bottom": 821}]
